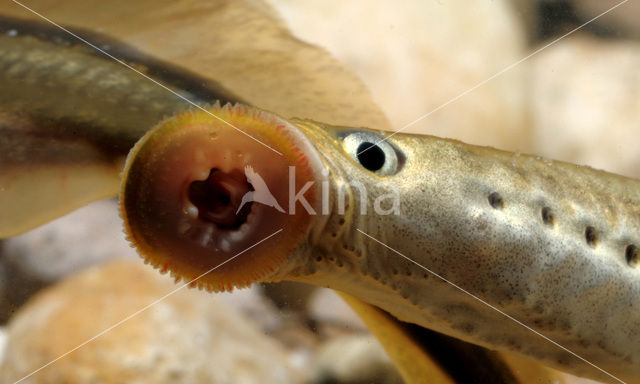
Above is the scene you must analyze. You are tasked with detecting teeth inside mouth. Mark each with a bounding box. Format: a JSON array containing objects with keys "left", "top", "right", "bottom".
[
  {"left": 121, "top": 103, "right": 326, "bottom": 292},
  {"left": 187, "top": 167, "right": 253, "bottom": 228},
  {"left": 180, "top": 166, "right": 256, "bottom": 250}
]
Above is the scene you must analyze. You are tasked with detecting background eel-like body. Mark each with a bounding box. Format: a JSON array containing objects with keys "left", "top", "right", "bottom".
[{"left": 0, "top": 15, "right": 241, "bottom": 237}]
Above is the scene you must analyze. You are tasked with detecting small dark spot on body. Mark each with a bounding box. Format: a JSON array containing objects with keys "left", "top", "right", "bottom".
[
  {"left": 585, "top": 226, "right": 598, "bottom": 247},
  {"left": 626, "top": 244, "right": 639, "bottom": 267},
  {"left": 488, "top": 191, "right": 504, "bottom": 209},
  {"left": 541, "top": 206, "right": 555, "bottom": 226}
]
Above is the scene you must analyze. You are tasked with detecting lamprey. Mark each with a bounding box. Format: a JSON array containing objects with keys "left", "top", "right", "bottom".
[
  {"left": 122, "top": 104, "right": 640, "bottom": 383},
  {"left": 0, "top": 15, "right": 240, "bottom": 236}
]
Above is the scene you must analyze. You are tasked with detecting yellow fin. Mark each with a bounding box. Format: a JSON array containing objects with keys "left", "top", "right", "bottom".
[
  {"left": 338, "top": 291, "right": 455, "bottom": 384},
  {"left": 339, "top": 291, "right": 570, "bottom": 384}
]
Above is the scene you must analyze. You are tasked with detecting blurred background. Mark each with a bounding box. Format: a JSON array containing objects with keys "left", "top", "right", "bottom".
[{"left": 0, "top": 0, "right": 638, "bottom": 383}]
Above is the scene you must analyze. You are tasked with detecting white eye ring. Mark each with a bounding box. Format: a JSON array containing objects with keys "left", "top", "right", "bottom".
[{"left": 342, "top": 132, "right": 399, "bottom": 176}]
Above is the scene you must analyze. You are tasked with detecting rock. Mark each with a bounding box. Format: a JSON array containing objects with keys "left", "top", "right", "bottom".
[
  {"left": 221, "top": 283, "right": 321, "bottom": 353},
  {"left": 217, "top": 283, "right": 284, "bottom": 332},
  {"left": 0, "top": 199, "right": 137, "bottom": 323},
  {"left": 0, "top": 260, "right": 300, "bottom": 384},
  {"left": 529, "top": 35, "right": 640, "bottom": 177},
  {"left": 307, "top": 288, "right": 367, "bottom": 333},
  {"left": 2, "top": 199, "right": 137, "bottom": 282},
  {"left": 307, "top": 334, "right": 402, "bottom": 384},
  {"left": 269, "top": 0, "right": 529, "bottom": 151}
]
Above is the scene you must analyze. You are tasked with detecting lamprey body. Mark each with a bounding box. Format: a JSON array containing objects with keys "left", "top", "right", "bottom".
[{"left": 122, "top": 104, "right": 640, "bottom": 383}]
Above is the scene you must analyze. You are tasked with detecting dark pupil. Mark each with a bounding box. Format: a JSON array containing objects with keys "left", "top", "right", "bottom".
[{"left": 356, "top": 142, "right": 386, "bottom": 171}]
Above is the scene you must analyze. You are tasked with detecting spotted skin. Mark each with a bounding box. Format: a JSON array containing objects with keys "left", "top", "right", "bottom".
[{"left": 283, "top": 121, "right": 640, "bottom": 383}]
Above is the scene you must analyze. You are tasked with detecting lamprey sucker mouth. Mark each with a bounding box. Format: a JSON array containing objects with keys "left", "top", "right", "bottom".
[{"left": 120, "top": 103, "right": 325, "bottom": 292}]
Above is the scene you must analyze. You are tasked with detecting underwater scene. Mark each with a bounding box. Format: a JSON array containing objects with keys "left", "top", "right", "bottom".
[{"left": 0, "top": 1, "right": 639, "bottom": 383}]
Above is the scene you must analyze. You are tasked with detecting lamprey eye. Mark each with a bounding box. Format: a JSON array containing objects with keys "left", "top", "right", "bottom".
[{"left": 342, "top": 131, "right": 399, "bottom": 175}]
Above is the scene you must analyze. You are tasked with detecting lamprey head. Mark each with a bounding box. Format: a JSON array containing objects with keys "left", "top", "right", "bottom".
[{"left": 120, "top": 103, "right": 325, "bottom": 291}]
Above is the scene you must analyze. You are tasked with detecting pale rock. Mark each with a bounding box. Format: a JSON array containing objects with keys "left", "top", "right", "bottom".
[
  {"left": 0, "top": 261, "right": 300, "bottom": 384},
  {"left": 308, "top": 288, "right": 367, "bottom": 332},
  {"left": 217, "top": 284, "right": 284, "bottom": 332},
  {"left": 2, "top": 198, "right": 137, "bottom": 282},
  {"left": 307, "top": 334, "right": 402, "bottom": 384},
  {"left": 0, "top": 198, "right": 137, "bottom": 322},
  {"left": 529, "top": 35, "right": 640, "bottom": 178},
  {"left": 222, "top": 283, "right": 320, "bottom": 353},
  {"left": 269, "top": 0, "right": 529, "bottom": 151}
]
